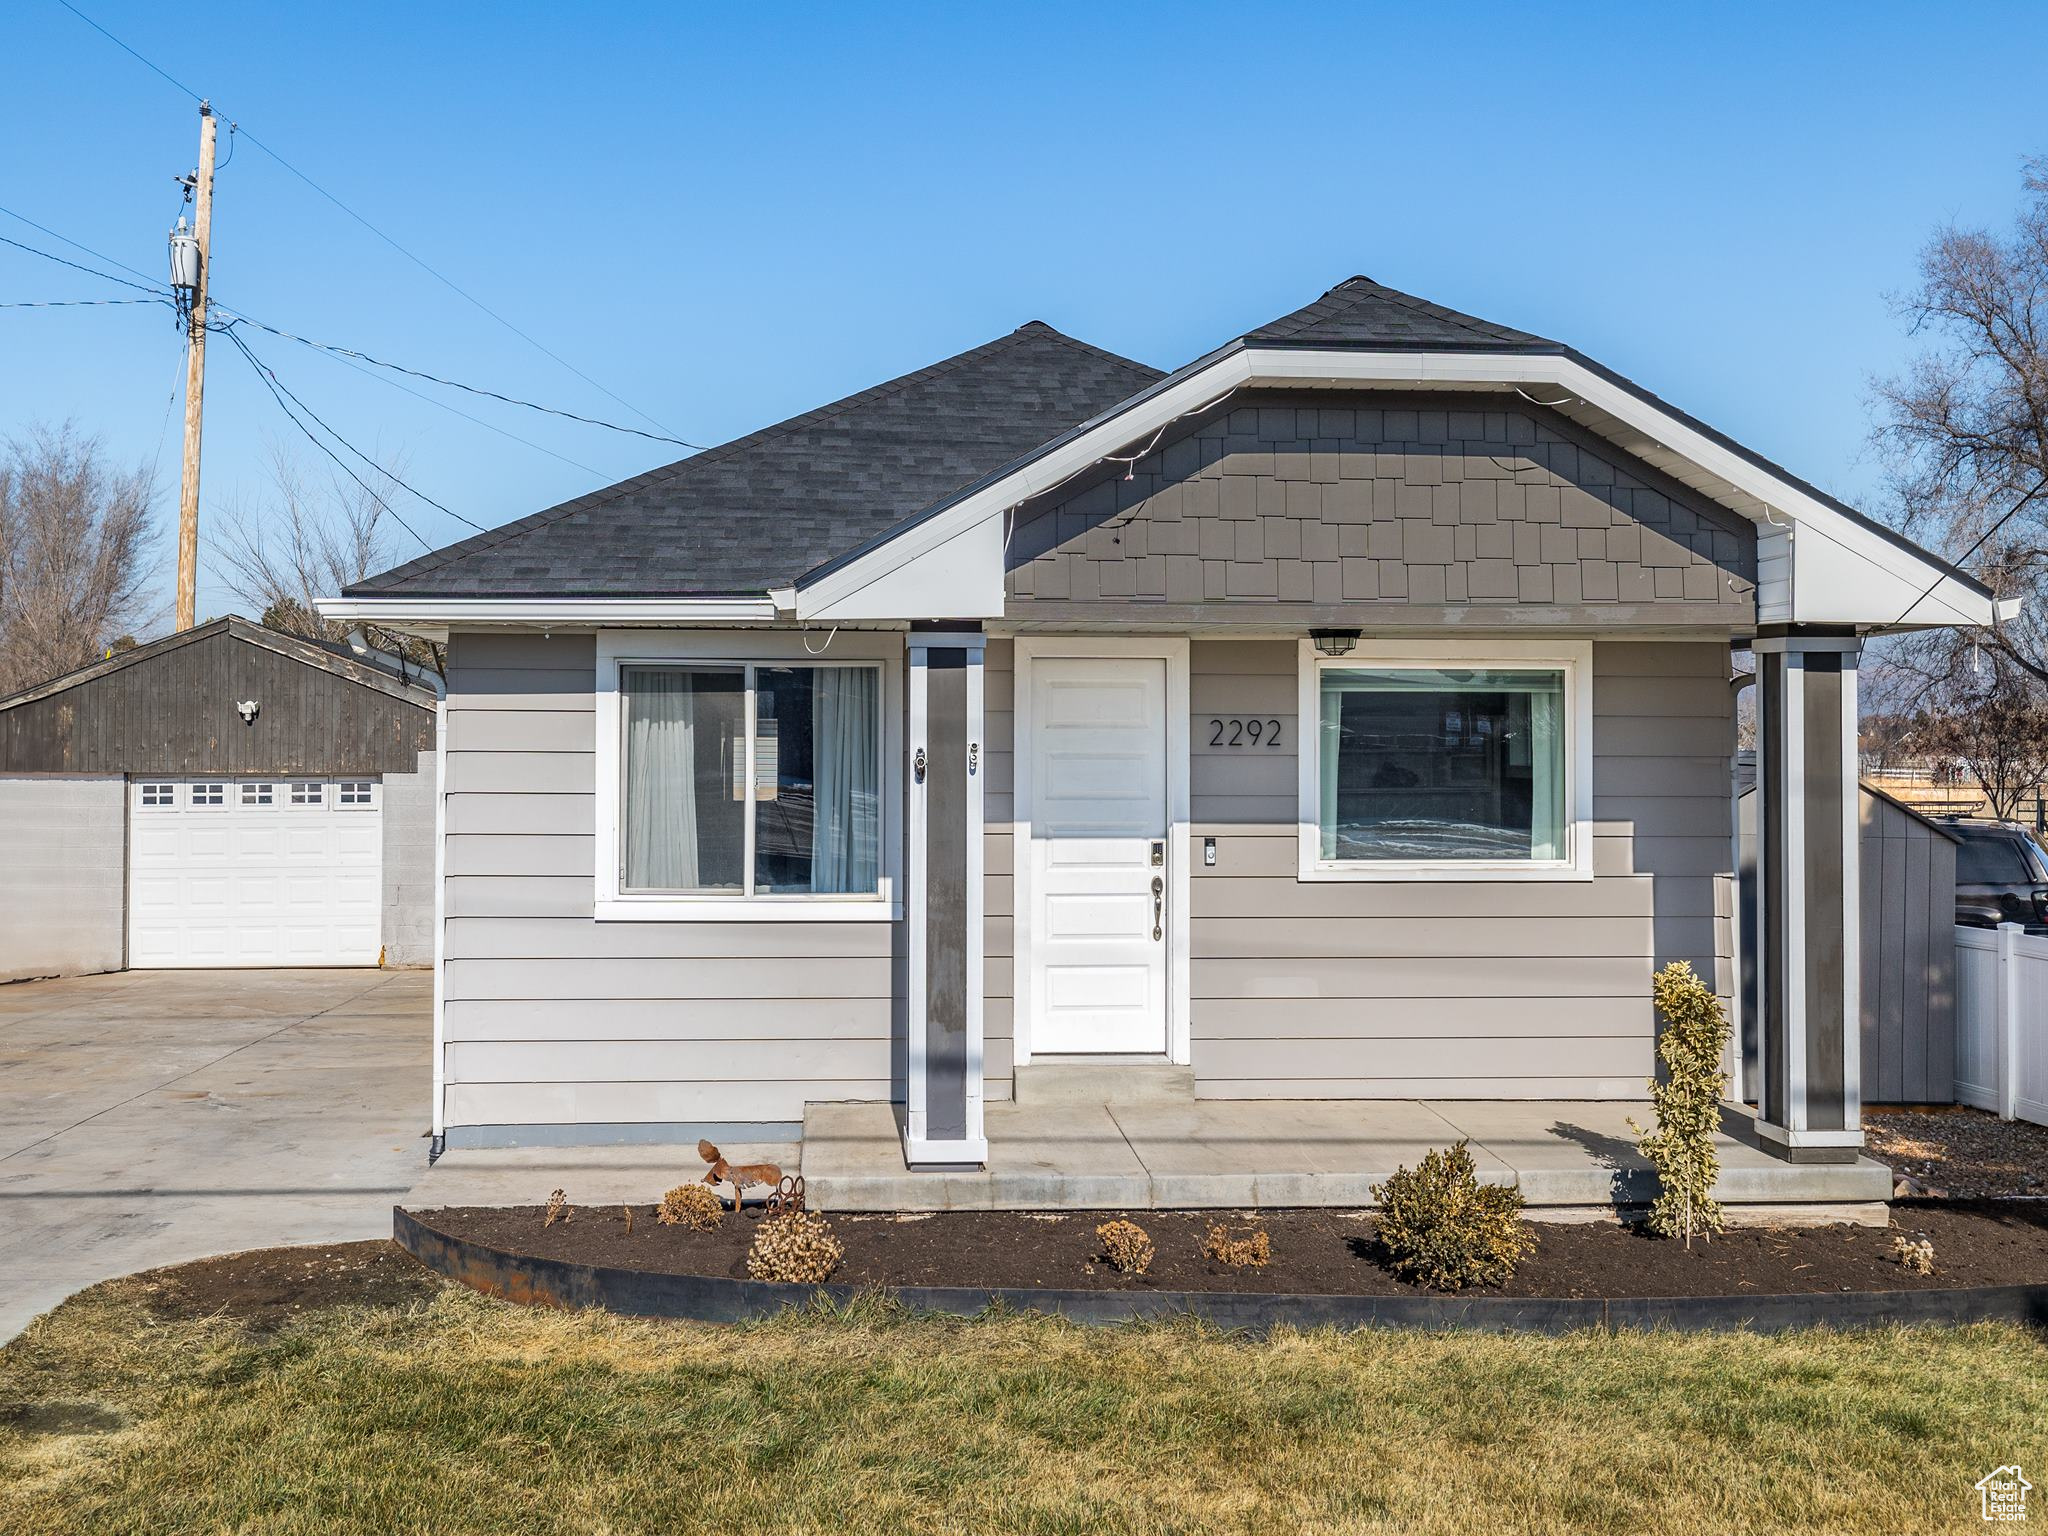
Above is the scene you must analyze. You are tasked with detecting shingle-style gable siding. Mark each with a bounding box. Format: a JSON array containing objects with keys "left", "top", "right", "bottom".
[{"left": 1004, "top": 392, "right": 1757, "bottom": 623}]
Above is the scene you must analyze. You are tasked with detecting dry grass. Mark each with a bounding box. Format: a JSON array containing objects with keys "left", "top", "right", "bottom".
[{"left": 3, "top": 1272, "right": 2045, "bottom": 1533}]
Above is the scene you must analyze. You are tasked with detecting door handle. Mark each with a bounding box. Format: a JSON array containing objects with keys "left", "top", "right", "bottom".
[{"left": 1151, "top": 874, "right": 1163, "bottom": 942}]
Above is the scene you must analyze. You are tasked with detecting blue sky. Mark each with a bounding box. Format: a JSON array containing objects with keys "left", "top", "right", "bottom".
[{"left": 4, "top": 1, "right": 2044, "bottom": 625}]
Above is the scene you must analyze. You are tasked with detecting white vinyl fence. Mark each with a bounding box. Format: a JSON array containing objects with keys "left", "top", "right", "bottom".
[{"left": 1954, "top": 924, "right": 2048, "bottom": 1124}]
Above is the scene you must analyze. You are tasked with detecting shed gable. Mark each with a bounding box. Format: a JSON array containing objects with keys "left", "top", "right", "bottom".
[
  {"left": 0, "top": 621, "right": 435, "bottom": 775},
  {"left": 1004, "top": 392, "right": 1757, "bottom": 622}
]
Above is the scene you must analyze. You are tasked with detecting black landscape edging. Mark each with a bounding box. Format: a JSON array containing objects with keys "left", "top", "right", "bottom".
[{"left": 392, "top": 1207, "right": 2048, "bottom": 1336}]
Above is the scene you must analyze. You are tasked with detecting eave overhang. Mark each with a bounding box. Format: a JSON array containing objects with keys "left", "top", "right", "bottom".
[{"left": 790, "top": 343, "right": 2007, "bottom": 633}]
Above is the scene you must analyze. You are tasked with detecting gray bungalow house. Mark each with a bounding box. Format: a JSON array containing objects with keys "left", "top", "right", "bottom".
[{"left": 321, "top": 278, "right": 2007, "bottom": 1171}]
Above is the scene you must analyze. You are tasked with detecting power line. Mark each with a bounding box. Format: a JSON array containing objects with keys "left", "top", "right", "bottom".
[
  {"left": 0, "top": 296, "right": 167, "bottom": 310},
  {"left": 1885, "top": 471, "right": 2048, "bottom": 633},
  {"left": 293, "top": 336, "right": 608, "bottom": 478},
  {"left": 0, "top": 202, "right": 166, "bottom": 290},
  {"left": 217, "top": 324, "right": 453, "bottom": 554},
  {"left": 222, "top": 325, "right": 487, "bottom": 534},
  {"left": 51, "top": 0, "right": 205, "bottom": 100},
  {"left": 0, "top": 204, "right": 657, "bottom": 469},
  {"left": 52, "top": 0, "right": 687, "bottom": 441},
  {"left": 0, "top": 230, "right": 169, "bottom": 296},
  {"left": 213, "top": 310, "right": 705, "bottom": 449}
]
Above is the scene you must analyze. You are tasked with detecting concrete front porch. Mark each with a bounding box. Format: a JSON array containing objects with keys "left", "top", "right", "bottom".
[{"left": 799, "top": 1099, "right": 1893, "bottom": 1220}]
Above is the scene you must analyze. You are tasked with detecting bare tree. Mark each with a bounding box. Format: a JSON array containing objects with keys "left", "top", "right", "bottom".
[
  {"left": 209, "top": 444, "right": 441, "bottom": 676},
  {"left": 0, "top": 423, "right": 157, "bottom": 695},
  {"left": 1897, "top": 648, "right": 2048, "bottom": 820},
  {"left": 1866, "top": 157, "right": 2048, "bottom": 801},
  {"left": 1873, "top": 155, "right": 2048, "bottom": 680}
]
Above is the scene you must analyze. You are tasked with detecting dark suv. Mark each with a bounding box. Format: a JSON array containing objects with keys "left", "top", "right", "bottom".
[{"left": 1946, "top": 820, "right": 2048, "bottom": 930}]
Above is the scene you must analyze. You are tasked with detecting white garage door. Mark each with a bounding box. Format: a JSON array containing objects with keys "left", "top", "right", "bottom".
[{"left": 129, "top": 777, "right": 383, "bottom": 967}]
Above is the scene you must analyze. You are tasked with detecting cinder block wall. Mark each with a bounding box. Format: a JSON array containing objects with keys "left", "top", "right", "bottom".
[
  {"left": 0, "top": 776, "right": 126, "bottom": 982},
  {"left": 381, "top": 748, "right": 436, "bottom": 967}
]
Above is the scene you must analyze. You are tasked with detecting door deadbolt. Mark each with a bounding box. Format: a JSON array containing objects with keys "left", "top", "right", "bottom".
[
  {"left": 913, "top": 747, "right": 926, "bottom": 783},
  {"left": 1150, "top": 841, "right": 1164, "bottom": 867}
]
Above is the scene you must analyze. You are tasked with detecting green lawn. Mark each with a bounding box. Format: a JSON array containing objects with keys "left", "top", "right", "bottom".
[{"left": 2, "top": 1267, "right": 2042, "bottom": 1534}]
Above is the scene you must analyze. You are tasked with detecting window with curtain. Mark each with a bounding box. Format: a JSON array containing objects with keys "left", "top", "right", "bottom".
[
  {"left": 621, "top": 662, "right": 881, "bottom": 897},
  {"left": 1316, "top": 666, "right": 1567, "bottom": 863}
]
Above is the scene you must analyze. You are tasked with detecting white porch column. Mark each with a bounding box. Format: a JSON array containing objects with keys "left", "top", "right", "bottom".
[
  {"left": 1752, "top": 628, "right": 1862, "bottom": 1163},
  {"left": 904, "top": 628, "right": 988, "bottom": 1165}
]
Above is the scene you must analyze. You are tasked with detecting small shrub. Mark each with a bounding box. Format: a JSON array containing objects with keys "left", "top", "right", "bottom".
[
  {"left": 1201, "top": 1223, "right": 1271, "bottom": 1269},
  {"left": 1371, "top": 1141, "right": 1532, "bottom": 1292},
  {"left": 657, "top": 1183, "right": 724, "bottom": 1231},
  {"left": 1095, "top": 1220, "right": 1155, "bottom": 1276},
  {"left": 746, "top": 1210, "right": 844, "bottom": 1284},
  {"left": 1628, "top": 960, "right": 1730, "bottom": 1245},
  {"left": 622, "top": 1204, "right": 635, "bottom": 1236},
  {"left": 1893, "top": 1235, "right": 1936, "bottom": 1275},
  {"left": 543, "top": 1188, "right": 570, "bottom": 1228}
]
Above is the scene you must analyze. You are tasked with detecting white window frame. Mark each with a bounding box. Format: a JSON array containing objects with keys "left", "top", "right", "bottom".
[
  {"left": 595, "top": 630, "right": 904, "bottom": 922},
  {"left": 336, "top": 779, "right": 378, "bottom": 809},
  {"left": 1295, "top": 638, "right": 1594, "bottom": 883}
]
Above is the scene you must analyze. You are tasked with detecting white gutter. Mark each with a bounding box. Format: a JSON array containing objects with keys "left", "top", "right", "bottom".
[{"left": 315, "top": 596, "right": 781, "bottom": 625}]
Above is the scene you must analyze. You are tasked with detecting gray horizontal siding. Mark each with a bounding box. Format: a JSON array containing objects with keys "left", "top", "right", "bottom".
[
  {"left": 985, "top": 637, "right": 1732, "bottom": 1099},
  {"left": 446, "top": 1080, "right": 879, "bottom": 1127},
  {"left": 439, "top": 631, "right": 898, "bottom": 1132},
  {"left": 1181, "top": 637, "right": 1731, "bottom": 1097}
]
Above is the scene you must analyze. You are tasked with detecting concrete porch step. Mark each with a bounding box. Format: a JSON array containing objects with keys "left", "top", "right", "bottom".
[
  {"left": 799, "top": 1099, "right": 1896, "bottom": 1222},
  {"left": 1012, "top": 1061, "right": 1194, "bottom": 1107}
]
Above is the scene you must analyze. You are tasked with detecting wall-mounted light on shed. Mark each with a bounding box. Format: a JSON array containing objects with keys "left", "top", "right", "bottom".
[
  {"left": 1310, "top": 629, "right": 1360, "bottom": 657},
  {"left": 236, "top": 699, "right": 260, "bottom": 724}
]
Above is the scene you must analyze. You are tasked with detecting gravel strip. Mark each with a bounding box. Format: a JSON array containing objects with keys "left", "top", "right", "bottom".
[{"left": 1866, "top": 1108, "right": 2048, "bottom": 1198}]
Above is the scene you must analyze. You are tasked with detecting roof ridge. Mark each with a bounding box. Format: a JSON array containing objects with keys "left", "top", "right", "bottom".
[
  {"left": 1016, "top": 322, "right": 1162, "bottom": 383},
  {"left": 1245, "top": 274, "right": 1551, "bottom": 350},
  {"left": 358, "top": 322, "right": 1145, "bottom": 595},
  {"left": 0, "top": 614, "right": 432, "bottom": 712},
  {"left": 1328, "top": 277, "right": 1513, "bottom": 343}
]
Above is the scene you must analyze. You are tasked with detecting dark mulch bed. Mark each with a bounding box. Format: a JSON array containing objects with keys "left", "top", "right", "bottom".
[
  {"left": 406, "top": 1200, "right": 2048, "bottom": 1299},
  {"left": 136, "top": 1240, "right": 441, "bottom": 1329}
]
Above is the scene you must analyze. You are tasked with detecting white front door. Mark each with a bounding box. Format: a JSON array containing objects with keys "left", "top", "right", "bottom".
[
  {"left": 128, "top": 777, "right": 383, "bottom": 967},
  {"left": 1028, "top": 656, "right": 1168, "bottom": 1054}
]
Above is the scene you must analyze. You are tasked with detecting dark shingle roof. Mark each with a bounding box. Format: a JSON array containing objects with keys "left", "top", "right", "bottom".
[
  {"left": 345, "top": 323, "right": 1161, "bottom": 598},
  {"left": 344, "top": 275, "right": 1993, "bottom": 608},
  {"left": 1245, "top": 275, "right": 1557, "bottom": 351}
]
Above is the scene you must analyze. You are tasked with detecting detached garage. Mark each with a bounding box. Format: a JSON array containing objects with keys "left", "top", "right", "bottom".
[{"left": 0, "top": 617, "right": 438, "bottom": 982}]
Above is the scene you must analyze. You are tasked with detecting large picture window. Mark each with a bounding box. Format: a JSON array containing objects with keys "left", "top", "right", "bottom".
[
  {"left": 1298, "top": 642, "right": 1590, "bottom": 880},
  {"left": 615, "top": 657, "right": 887, "bottom": 906}
]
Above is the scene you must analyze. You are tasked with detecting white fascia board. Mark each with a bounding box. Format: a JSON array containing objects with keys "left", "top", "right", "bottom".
[
  {"left": 800, "top": 512, "right": 1007, "bottom": 622},
  {"left": 314, "top": 595, "right": 781, "bottom": 626},
  {"left": 794, "top": 346, "right": 2002, "bottom": 630}
]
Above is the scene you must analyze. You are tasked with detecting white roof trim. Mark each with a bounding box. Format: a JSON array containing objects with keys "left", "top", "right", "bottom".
[
  {"left": 315, "top": 595, "right": 781, "bottom": 626},
  {"left": 794, "top": 347, "right": 2003, "bottom": 631}
]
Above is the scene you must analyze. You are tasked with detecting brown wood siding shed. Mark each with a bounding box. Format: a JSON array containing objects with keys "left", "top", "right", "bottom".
[{"left": 0, "top": 618, "right": 434, "bottom": 776}]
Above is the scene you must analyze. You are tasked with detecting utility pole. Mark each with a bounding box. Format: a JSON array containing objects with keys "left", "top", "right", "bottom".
[{"left": 174, "top": 102, "right": 216, "bottom": 632}]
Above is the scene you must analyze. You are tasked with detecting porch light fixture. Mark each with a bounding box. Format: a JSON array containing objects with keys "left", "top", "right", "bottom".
[{"left": 1310, "top": 628, "right": 1360, "bottom": 657}]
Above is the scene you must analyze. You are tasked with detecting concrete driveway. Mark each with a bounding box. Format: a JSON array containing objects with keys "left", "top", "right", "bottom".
[{"left": 0, "top": 968, "right": 429, "bottom": 1340}]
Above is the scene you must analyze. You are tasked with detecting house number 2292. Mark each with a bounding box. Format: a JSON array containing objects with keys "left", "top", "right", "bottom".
[{"left": 1208, "top": 717, "right": 1283, "bottom": 747}]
